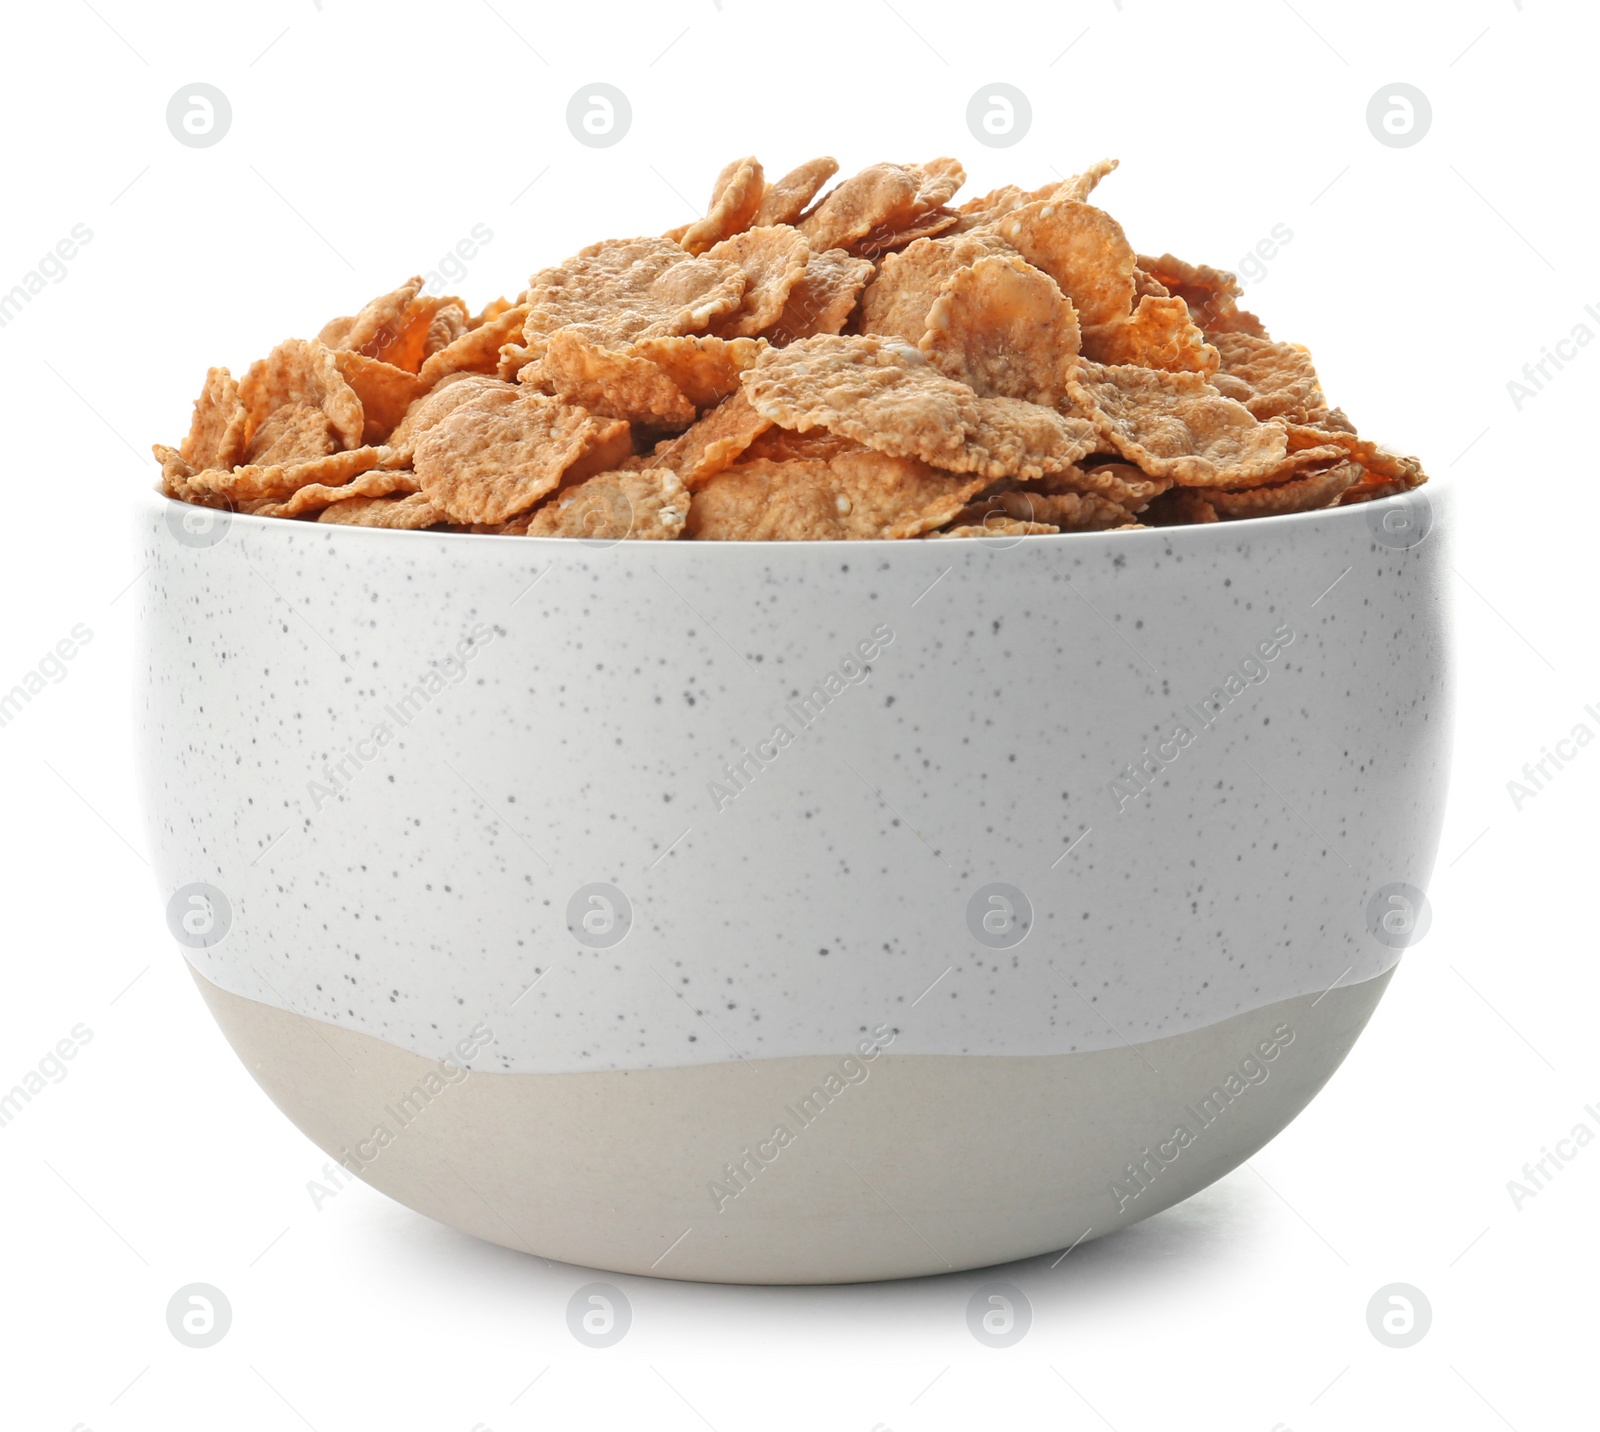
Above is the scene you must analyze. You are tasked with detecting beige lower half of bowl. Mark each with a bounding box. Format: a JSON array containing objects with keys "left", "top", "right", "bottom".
[{"left": 194, "top": 965, "right": 1391, "bottom": 1285}]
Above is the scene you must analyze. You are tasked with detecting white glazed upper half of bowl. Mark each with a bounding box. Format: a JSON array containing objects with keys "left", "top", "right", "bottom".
[{"left": 136, "top": 483, "right": 1450, "bottom": 1075}]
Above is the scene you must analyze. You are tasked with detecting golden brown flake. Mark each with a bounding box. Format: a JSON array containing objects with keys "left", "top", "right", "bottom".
[
  {"left": 415, "top": 301, "right": 528, "bottom": 388},
  {"left": 952, "top": 178, "right": 1058, "bottom": 229},
  {"left": 799, "top": 163, "right": 927, "bottom": 253},
  {"left": 680, "top": 156, "right": 766, "bottom": 256},
  {"left": 997, "top": 200, "right": 1135, "bottom": 329},
  {"left": 1083, "top": 294, "right": 1219, "bottom": 376},
  {"left": 1035, "top": 462, "right": 1172, "bottom": 512},
  {"left": 185, "top": 445, "right": 400, "bottom": 503},
  {"left": 627, "top": 334, "right": 767, "bottom": 408},
  {"left": 741, "top": 426, "right": 869, "bottom": 464},
  {"left": 910, "top": 158, "right": 966, "bottom": 210},
  {"left": 387, "top": 374, "right": 515, "bottom": 453},
  {"left": 949, "top": 487, "right": 1129, "bottom": 532},
  {"left": 854, "top": 207, "right": 961, "bottom": 261},
  {"left": 531, "top": 329, "right": 696, "bottom": 427},
  {"left": 1066, "top": 361, "right": 1290, "bottom": 486},
  {"left": 317, "top": 492, "right": 445, "bottom": 528},
  {"left": 339, "top": 276, "right": 444, "bottom": 370},
  {"left": 858, "top": 231, "right": 1014, "bottom": 345},
  {"left": 424, "top": 300, "right": 470, "bottom": 357},
  {"left": 708, "top": 226, "right": 812, "bottom": 337},
  {"left": 741, "top": 334, "right": 1097, "bottom": 479},
  {"left": 240, "top": 338, "right": 366, "bottom": 452},
  {"left": 413, "top": 387, "right": 632, "bottom": 524},
  {"left": 524, "top": 467, "right": 689, "bottom": 541},
  {"left": 244, "top": 402, "right": 336, "bottom": 466},
  {"left": 1194, "top": 460, "right": 1363, "bottom": 517},
  {"left": 1054, "top": 157, "right": 1119, "bottom": 204},
  {"left": 520, "top": 237, "right": 746, "bottom": 353},
  {"left": 1210, "top": 331, "right": 1327, "bottom": 423},
  {"left": 763, "top": 248, "right": 875, "bottom": 345},
  {"left": 920, "top": 254, "right": 1079, "bottom": 405},
  {"left": 687, "top": 451, "right": 990, "bottom": 541},
  {"left": 153, "top": 445, "right": 226, "bottom": 507},
  {"left": 1139, "top": 252, "right": 1266, "bottom": 338},
  {"left": 756, "top": 157, "right": 839, "bottom": 226},
  {"left": 180, "top": 367, "right": 249, "bottom": 472},
  {"left": 644, "top": 390, "right": 772, "bottom": 487},
  {"left": 244, "top": 468, "right": 422, "bottom": 519},
  {"left": 332, "top": 351, "right": 431, "bottom": 445}
]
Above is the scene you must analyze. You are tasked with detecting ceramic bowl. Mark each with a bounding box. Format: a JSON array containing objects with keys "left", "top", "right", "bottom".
[{"left": 136, "top": 484, "right": 1448, "bottom": 1283}]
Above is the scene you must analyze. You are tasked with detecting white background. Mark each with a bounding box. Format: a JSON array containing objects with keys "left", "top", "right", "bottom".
[{"left": 1, "top": 0, "right": 1595, "bottom": 1427}]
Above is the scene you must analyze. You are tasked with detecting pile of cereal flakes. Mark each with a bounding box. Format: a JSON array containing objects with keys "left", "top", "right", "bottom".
[{"left": 155, "top": 155, "right": 1425, "bottom": 541}]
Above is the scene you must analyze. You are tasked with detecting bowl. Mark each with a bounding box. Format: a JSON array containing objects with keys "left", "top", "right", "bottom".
[{"left": 136, "top": 484, "right": 1449, "bottom": 1284}]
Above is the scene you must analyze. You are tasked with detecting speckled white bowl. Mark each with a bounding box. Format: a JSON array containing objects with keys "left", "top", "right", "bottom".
[{"left": 137, "top": 484, "right": 1449, "bottom": 1283}]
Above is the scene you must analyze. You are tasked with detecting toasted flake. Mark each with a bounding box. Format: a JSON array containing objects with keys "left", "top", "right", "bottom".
[
  {"left": 1066, "top": 361, "right": 1290, "bottom": 486},
  {"left": 245, "top": 468, "right": 422, "bottom": 519},
  {"left": 1054, "top": 157, "right": 1119, "bottom": 204},
  {"left": 1036, "top": 462, "right": 1172, "bottom": 512},
  {"left": 911, "top": 158, "right": 966, "bottom": 210},
  {"left": 1083, "top": 294, "right": 1219, "bottom": 375},
  {"left": 854, "top": 206, "right": 960, "bottom": 260},
  {"left": 186, "top": 445, "right": 399, "bottom": 503},
  {"left": 332, "top": 351, "right": 431, "bottom": 444},
  {"left": 997, "top": 200, "right": 1135, "bottom": 329},
  {"left": 387, "top": 374, "right": 515, "bottom": 452},
  {"left": 799, "top": 162, "right": 926, "bottom": 253},
  {"left": 316, "top": 314, "right": 355, "bottom": 349},
  {"left": 317, "top": 492, "right": 445, "bottom": 528},
  {"left": 1336, "top": 468, "right": 1426, "bottom": 505},
  {"left": 521, "top": 238, "right": 746, "bottom": 354},
  {"left": 1288, "top": 429, "right": 1428, "bottom": 503},
  {"left": 531, "top": 329, "right": 696, "bottom": 427},
  {"left": 1210, "top": 331, "right": 1327, "bottom": 422},
  {"left": 742, "top": 334, "right": 1097, "bottom": 479},
  {"left": 952, "top": 178, "right": 1058, "bottom": 228},
  {"left": 681, "top": 156, "right": 766, "bottom": 255},
  {"left": 424, "top": 299, "right": 470, "bottom": 357},
  {"left": 180, "top": 367, "right": 249, "bottom": 471},
  {"left": 153, "top": 445, "right": 227, "bottom": 507},
  {"left": 415, "top": 302, "right": 528, "bottom": 389},
  {"left": 858, "top": 231, "right": 1014, "bottom": 344},
  {"left": 240, "top": 339, "right": 365, "bottom": 452},
  {"left": 644, "top": 390, "right": 772, "bottom": 487},
  {"left": 245, "top": 402, "right": 336, "bottom": 465},
  {"left": 1133, "top": 266, "right": 1170, "bottom": 298},
  {"left": 687, "top": 451, "right": 990, "bottom": 541},
  {"left": 708, "top": 226, "right": 812, "bottom": 337},
  {"left": 764, "top": 248, "right": 874, "bottom": 345},
  {"left": 1139, "top": 252, "right": 1266, "bottom": 338},
  {"left": 920, "top": 254, "right": 1080, "bottom": 405},
  {"left": 628, "top": 334, "right": 768, "bottom": 408},
  {"left": 741, "top": 426, "right": 868, "bottom": 464},
  {"left": 339, "top": 276, "right": 446, "bottom": 370},
  {"left": 413, "top": 388, "right": 632, "bottom": 524},
  {"left": 950, "top": 487, "right": 1129, "bottom": 531},
  {"left": 525, "top": 468, "right": 689, "bottom": 541},
  {"left": 1195, "top": 460, "right": 1363, "bottom": 517},
  {"left": 756, "top": 157, "right": 838, "bottom": 226}
]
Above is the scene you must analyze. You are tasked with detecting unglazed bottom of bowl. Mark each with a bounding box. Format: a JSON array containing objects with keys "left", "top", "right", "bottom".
[{"left": 194, "top": 965, "right": 1392, "bottom": 1284}]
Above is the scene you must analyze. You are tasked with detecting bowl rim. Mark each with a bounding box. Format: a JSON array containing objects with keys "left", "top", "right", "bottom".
[{"left": 139, "top": 477, "right": 1442, "bottom": 550}]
